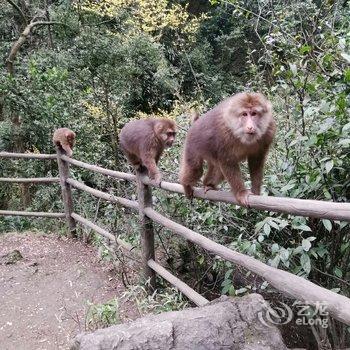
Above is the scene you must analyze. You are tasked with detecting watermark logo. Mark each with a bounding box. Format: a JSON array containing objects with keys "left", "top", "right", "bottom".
[
  {"left": 258, "top": 301, "right": 329, "bottom": 328},
  {"left": 258, "top": 301, "right": 293, "bottom": 327}
]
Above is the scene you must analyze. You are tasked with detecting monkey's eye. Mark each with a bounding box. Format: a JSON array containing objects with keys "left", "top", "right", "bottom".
[
  {"left": 242, "top": 112, "right": 248, "bottom": 117},
  {"left": 167, "top": 132, "right": 176, "bottom": 137},
  {"left": 251, "top": 111, "right": 257, "bottom": 116}
]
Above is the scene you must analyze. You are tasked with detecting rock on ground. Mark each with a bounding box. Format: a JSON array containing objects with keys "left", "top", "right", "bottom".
[{"left": 71, "top": 293, "right": 288, "bottom": 350}]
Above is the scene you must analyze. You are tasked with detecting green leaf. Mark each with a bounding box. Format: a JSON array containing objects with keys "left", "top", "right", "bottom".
[
  {"left": 325, "top": 160, "right": 334, "bottom": 174},
  {"left": 198, "top": 255, "right": 205, "bottom": 265},
  {"left": 224, "top": 269, "right": 233, "bottom": 280},
  {"left": 263, "top": 223, "right": 271, "bottom": 236},
  {"left": 229, "top": 286, "right": 236, "bottom": 296},
  {"left": 342, "top": 123, "right": 350, "bottom": 133},
  {"left": 255, "top": 220, "right": 266, "bottom": 233},
  {"left": 270, "top": 255, "right": 280, "bottom": 268},
  {"left": 339, "top": 139, "right": 350, "bottom": 147},
  {"left": 322, "top": 219, "right": 332, "bottom": 232},
  {"left": 280, "top": 183, "right": 295, "bottom": 192},
  {"left": 271, "top": 243, "right": 279, "bottom": 254},
  {"left": 341, "top": 52, "right": 350, "bottom": 64},
  {"left": 235, "top": 287, "right": 247, "bottom": 295},
  {"left": 296, "top": 224, "right": 312, "bottom": 232},
  {"left": 300, "top": 44, "right": 312, "bottom": 54},
  {"left": 302, "top": 239, "right": 312, "bottom": 252},
  {"left": 334, "top": 267, "right": 343, "bottom": 278},
  {"left": 280, "top": 248, "right": 290, "bottom": 261},
  {"left": 258, "top": 235, "right": 264, "bottom": 243},
  {"left": 289, "top": 63, "right": 297, "bottom": 76},
  {"left": 344, "top": 68, "right": 350, "bottom": 83},
  {"left": 294, "top": 246, "right": 304, "bottom": 254},
  {"left": 268, "top": 220, "right": 280, "bottom": 230},
  {"left": 300, "top": 253, "right": 311, "bottom": 274}
]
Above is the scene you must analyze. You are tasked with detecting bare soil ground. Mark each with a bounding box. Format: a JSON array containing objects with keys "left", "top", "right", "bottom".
[{"left": 0, "top": 232, "right": 138, "bottom": 350}]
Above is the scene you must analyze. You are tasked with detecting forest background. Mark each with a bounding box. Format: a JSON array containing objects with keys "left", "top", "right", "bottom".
[{"left": 0, "top": 0, "right": 349, "bottom": 345}]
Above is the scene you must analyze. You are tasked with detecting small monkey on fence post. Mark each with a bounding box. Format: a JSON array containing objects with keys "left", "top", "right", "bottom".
[
  {"left": 53, "top": 127, "right": 76, "bottom": 237},
  {"left": 179, "top": 92, "right": 276, "bottom": 206},
  {"left": 119, "top": 118, "right": 177, "bottom": 185},
  {"left": 52, "top": 128, "right": 76, "bottom": 157}
]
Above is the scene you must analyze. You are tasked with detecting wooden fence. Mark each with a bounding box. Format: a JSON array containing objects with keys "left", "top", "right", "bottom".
[{"left": 1, "top": 150, "right": 350, "bottom": 324}]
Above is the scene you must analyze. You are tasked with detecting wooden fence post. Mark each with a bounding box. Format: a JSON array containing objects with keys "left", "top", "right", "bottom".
[
  {"left": 56, "top": 146, "right": 76, "bottom": 237},
  {"left": 136, "top": 171, "right": 156, "bottom": 291}
]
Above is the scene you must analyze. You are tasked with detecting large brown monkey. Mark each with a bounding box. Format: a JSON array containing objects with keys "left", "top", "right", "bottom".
[
  {"left": 179, "top": 92, "right": 276, "bottom": 206},
  {"left": 120, "top": 118, "right": 177, "bottom": 184},
  {"left": 52, "top": 128, "right": 76, "bottom": 157}
]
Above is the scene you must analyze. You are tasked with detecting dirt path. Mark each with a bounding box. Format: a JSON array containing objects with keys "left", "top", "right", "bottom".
[{"left": 0, "top": 232, "right": 138, "bottom": 350}]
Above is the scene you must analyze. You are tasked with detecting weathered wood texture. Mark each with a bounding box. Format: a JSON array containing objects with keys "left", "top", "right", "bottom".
[
  {"left": 0, "top": 177, "right": 59, "bottom": 183},
  {"left": 1, "top": 150, "right": 349, "bottom": 222},
  {"left": 141, "top": 176, "right": 350, "bottom": 222},
  {"left": 0, "top": 210, "right": 65, "bottom": 218},
  {"left": 144, "top": 207, "right": 350, "bottom": 325},
  {"left": 60, "top": 154, "right": 350, "bottom": 222},
  {"left": 71, "top": 212, "right": 136, "bottom": 253},
  {"left": 61, "top": 155, "right": 136, "bottom": 182},
  {"left": 66, "top": 178, "right": 138, "bottom": 210},
  {"left": 148, "top": 259, "right": 209, "bottom": 306},
  {"left": 0, "top": 152, "right": 56, "bottom": 160},
  {"left": 55, "top": 148, "right": 76, "bottom": 237},
  {"left": 136, "top": 171, "right": 156, "bottom": 290}
]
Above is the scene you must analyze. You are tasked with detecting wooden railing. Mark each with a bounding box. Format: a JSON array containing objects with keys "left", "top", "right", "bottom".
[{"left": 1, "top": 150, "right": 350, "bottom": 324}]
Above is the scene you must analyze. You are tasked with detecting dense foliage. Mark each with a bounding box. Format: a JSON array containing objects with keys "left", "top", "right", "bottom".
[{"left": 0, "top": 0, "right": 349, "bottom": 346}]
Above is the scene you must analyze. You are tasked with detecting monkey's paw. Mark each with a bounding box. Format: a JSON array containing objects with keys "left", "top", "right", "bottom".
[
  {"left": 183, "top": 184, "right": 194, "bottom": 199},
  {"left": 150, "top": 173, "right": 162, "bottom": 187},
  {"left": 235, "top": 190, "right": 251, "bottom": 207},
  {"left": 204, "top": 185, "right": 217, "bottom": 193}
]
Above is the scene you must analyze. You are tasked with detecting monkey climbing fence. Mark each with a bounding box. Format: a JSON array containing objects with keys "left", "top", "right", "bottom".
[{"left": 1, "top": 150, "right": 350, "bottom": 324}]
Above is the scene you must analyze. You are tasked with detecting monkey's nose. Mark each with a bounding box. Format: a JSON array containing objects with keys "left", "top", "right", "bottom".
[{"left": 246, "top": 127, "right": 255, "bottom": 134}]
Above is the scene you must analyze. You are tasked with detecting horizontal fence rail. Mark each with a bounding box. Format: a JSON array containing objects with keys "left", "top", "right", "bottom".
[
  {"left": 141, "top": 177, "right": 350, "bottom": 222},
  {"left": 61, "top": 154, "right": 350, "bottom": 222},
  {"left": 147, "top": 259, "right": 209, "bottom": 307},
  {"left": 67, "top": 178, "right": 138, "bottom": 210},
  {"left": 1, "top": 151, "right": 350, "bottom": 326},
  {"left": 71, "top": 212, "right": 136, "bottom": 253},
  {"left": 0, "top": 210, "right": 65, "bottom": 218},
  {"left": 0, "top": 177, "right": 59, "bottom": 183},
  {"left": 0, "top": 152, "right": 56, "bottom": 160},
  {"left": 61, "top": 155, "right": 136, "bottom": 182},
  {"left": 144, "top": 207, "right": 350, "bottom": 325}
]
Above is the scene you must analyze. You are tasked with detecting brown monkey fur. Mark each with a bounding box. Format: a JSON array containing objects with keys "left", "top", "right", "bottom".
[
  {"left": 179, "top": 92, "right": 276, "bottom": 206},
  {"left": 119, "top": 118, "right": 177, "bottom": 184},
  {"left": 52, "top": 128, "right": 76, "bottom": 157}
]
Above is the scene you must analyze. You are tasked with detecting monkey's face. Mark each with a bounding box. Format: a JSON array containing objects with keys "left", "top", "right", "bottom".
[
  {"left": 66, "top": 131, "right": 76, "bottom": 147},
  {"left": 225, "top": 103, "right": 272, "bottom": 145},
  {"left": 155, "top": 121, "right": 177, "bottom": 148},
  {"left": 161, "top": 129, "right": 176, "bottom": 148}
]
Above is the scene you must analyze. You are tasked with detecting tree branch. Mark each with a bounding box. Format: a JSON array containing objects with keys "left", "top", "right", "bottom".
[
  {"left": 6, "top": 20, "right": 67, "bottom": 74},
  {"left": 5, "top": 0, "right": 28, "bottom": 25}
]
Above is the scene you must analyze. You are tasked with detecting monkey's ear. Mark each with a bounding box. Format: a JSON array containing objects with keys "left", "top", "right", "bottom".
[
  {"left": 264, "top": 100, "right": 273, "bottom": 114},
  {"left": 154, "top": 122, "right": 163, "bottom": 134}
]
